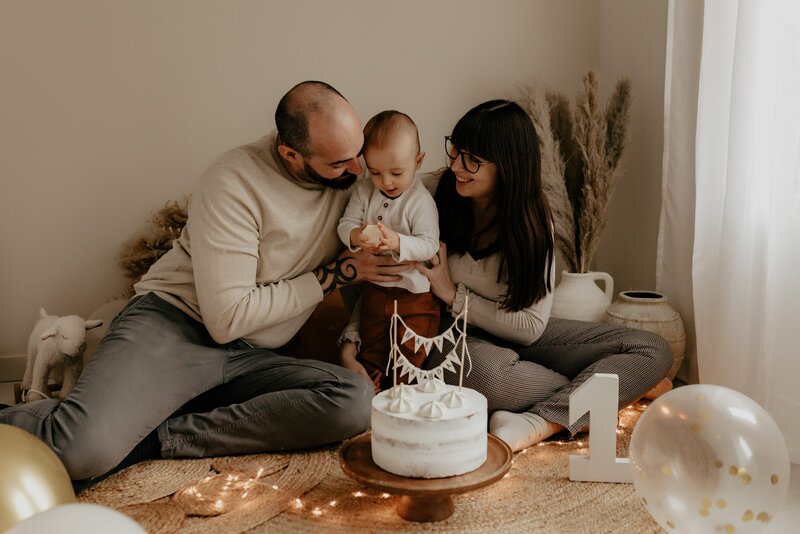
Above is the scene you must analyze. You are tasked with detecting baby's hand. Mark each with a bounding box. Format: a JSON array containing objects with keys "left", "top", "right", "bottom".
[
  {"left": 339, "top": 342, "right": 381, "bottom": 393},
  {"left": 361, "top": 224, "right": 383, "bottom": 247},
  {"left": 350, "top": 225, "right": 380, "bottom": 249},
  {"left": 377, "top": 222, "right": 401, "bottom": 253}
]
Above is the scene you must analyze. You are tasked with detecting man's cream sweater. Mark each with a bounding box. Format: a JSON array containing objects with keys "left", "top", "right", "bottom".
[{"left": 135, "top": 131, "right": 349, "bottom": 348}]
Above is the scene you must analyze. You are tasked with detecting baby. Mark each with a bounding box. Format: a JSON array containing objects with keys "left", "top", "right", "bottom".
[{"left": 337, "top": 110, "right": 440, "bottom": 390}]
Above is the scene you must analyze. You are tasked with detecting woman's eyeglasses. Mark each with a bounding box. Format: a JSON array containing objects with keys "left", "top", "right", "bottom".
[{"left": 445, "top": 136, "right": 493, "bottom": 174}]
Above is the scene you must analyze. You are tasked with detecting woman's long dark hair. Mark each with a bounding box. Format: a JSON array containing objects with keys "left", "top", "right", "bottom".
[{"left": 435, "top": 100, "right": 554, "bottom": 311}]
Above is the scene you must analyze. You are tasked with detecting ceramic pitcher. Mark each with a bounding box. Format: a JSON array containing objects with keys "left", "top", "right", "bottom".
[{"left": 551, "top": 271, "right": 614, "bottom": 322}]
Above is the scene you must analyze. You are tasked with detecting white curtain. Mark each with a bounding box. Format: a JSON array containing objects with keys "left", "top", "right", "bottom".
[
  {"left": 661, "top": 0, "right": 800, "bottom": 463},
  {"left": 691, "top": 0, "right": 800, "bottom": 462},
  {"left": 657, "top": 0, "right": 703, "bottom": 385}
]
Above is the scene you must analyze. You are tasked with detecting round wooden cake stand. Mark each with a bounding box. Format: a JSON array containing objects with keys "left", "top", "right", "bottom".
[{"left": 339, "top": 432, "right": 512, "bottom": 522}]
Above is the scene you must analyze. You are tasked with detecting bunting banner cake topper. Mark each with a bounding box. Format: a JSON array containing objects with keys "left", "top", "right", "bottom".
[{"left": 388, "top": 295, "right": 471, "bottom": 387}]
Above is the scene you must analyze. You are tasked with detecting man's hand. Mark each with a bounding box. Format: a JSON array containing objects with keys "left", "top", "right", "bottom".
[
  {"left": 376, "top": 222, "right": 400, "bottom": 253},
  {"left": 314, "top": 248, "right": 411, "bottom": 295},
  {"left": 350, "top": 247, "right": 411, "bottom": 283}
]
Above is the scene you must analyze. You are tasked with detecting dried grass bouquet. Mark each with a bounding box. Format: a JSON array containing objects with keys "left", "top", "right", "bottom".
[
  {"left": 118, "top": 198, "right": 189, "bottom": 295},
  {"left": 517, "top": 70, "right": 632, "bottom": 273}
]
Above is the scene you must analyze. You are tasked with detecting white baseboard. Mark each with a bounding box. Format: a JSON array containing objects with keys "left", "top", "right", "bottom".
[{"left": 0, "top": 354, "right": 25, "bottom": 382}]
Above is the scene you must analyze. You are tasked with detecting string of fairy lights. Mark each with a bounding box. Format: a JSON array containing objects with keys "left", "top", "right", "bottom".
[{"left": 171, "top": 403, "right": 646, "bottom": 520}]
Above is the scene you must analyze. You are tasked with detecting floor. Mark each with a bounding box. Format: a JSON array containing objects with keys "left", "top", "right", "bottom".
[{"left": 1, "top": 381, "right": 798, "bottom": 532}]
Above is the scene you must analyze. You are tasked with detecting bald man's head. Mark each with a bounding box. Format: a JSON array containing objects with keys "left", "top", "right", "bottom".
[
  {"left": 275, "top": 81, "right": 364, "bottom": 189},
  {"left": 275, "top": 81, "right": 348, "bottom": 156}
]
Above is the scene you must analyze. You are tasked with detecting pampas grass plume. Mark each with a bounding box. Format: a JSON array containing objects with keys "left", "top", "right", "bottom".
[{"left": 517, "top": 70, "right": 632, "bottom": 273}]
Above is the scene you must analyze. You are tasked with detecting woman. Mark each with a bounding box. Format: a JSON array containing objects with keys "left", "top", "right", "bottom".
[{"left": 342, "top": 99, "right": 672, "bottom": 452}]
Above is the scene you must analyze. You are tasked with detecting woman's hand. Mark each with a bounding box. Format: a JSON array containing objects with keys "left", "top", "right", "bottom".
[
  {"left": 339, "top": 341, "right": 381, "bottom": 392},
  {"left": 414, "top": 242, "right": 457, "bottom": 306}
]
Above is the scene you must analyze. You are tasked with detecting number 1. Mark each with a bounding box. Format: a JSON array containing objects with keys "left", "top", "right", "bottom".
[{"left": 568, "top": 373, "right": 632, "bottom": 483}]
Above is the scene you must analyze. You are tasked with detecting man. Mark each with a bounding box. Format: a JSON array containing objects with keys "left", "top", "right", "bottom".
[{"left": 0, "top": 81, "right": 406, "bottom": 483}]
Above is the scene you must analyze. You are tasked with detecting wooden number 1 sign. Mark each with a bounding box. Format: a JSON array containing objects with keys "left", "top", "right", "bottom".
[{"left": 568, "top": 373, "right": 632, "bottom": 483}]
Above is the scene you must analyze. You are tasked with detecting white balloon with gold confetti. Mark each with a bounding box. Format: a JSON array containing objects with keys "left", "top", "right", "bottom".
[{"left": 629, "top": 384, "right": 790, "bottom": 533}]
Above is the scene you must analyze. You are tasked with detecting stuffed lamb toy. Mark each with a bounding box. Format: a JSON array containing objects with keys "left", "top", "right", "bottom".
[{"left": 21, "top": 308, "right": 103, "bottom": 402}]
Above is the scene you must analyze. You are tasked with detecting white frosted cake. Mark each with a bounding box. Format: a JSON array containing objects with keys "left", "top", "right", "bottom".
[{"left": 371, "top": 378, "right": 488, "bottom": 478}]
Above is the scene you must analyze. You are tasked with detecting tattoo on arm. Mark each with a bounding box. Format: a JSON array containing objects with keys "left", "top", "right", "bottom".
[{"left": 314, "top": 255, "right": 358, "bottom": 295}]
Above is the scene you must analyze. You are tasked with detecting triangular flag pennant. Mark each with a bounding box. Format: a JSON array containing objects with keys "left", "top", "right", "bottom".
[
  {"left": 414, "top": 336, "right": 423, "bottom": 354},
  {"left": 401, "top": 328, "right": 415, "bottom": 345},
  {"left": 397, "top": 361, "right": 411, "bottom": 379},
  {"left": 422, "top": 339, "right": 433, "bottom": 355},
  {"left": 443, "top": 360, "right": 456, "bottom": 373},
  {"left": 443, "top": 329, "right": 455, "bottom": 345},
  {"left": 433, "top": 336, "right": 444, "bottom": 352},
  {"left": 443, "top": 349, "right": 458, "bottom": 365}
]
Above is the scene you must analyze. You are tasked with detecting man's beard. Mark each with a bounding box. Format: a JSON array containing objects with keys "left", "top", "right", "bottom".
[{"left": 301, "top": 161, "right": 358, "bottom": 190}]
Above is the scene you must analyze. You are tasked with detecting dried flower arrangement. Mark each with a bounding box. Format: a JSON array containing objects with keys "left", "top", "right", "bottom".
[
  {"left": 517, "top": 70, "right": 632, "bottom": 273},
  {"left": 118, "top": 198, "right": 188, "bottom": 295}
]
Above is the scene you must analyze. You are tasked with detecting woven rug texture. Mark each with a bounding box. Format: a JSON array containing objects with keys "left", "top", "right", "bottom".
[{"left": 77, "top": 404, "right": 662, "bottom": 533}]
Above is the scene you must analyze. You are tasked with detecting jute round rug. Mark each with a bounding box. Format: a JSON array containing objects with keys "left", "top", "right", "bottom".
[{"left": 77, "top": 404, "right": 661, "bottom": 533}]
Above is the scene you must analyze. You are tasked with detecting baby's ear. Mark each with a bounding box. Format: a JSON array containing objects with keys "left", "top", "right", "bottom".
[{"left": 416, "top": 151, "right": 426, "bottom": 170}]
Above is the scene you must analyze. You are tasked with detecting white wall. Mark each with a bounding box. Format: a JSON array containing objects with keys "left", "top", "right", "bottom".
[
  {"left": 0, "top": 0, "right": 665, "bottom": 359},
  {"left": 594, "top": 0, "right": 669, "bottom": 293}
]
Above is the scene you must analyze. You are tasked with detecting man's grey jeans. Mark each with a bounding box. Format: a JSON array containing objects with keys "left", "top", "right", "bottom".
[{"left": 0, "top": 292, "right": 373, "bottom": 480}]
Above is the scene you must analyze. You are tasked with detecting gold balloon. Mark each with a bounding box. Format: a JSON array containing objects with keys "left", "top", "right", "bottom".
[{"left": 0, "top": 424, "right": 75, "bottom": 532}]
